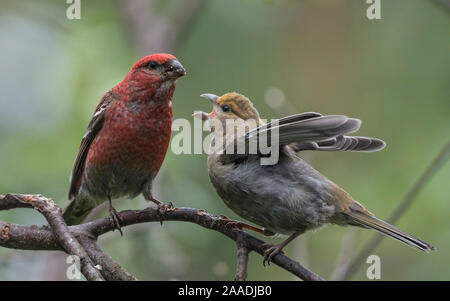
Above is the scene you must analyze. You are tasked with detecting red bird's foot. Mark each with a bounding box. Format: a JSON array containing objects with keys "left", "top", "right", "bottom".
[
  {"left": 262, "top": 243, "right": 285, "bottom": 266},
  {"left": 109, "top": 206, "right": 123, "bottom": 236},
  {"left": 150, "top": 198, "right": 175, "bottom": 225},
  {"left": 157, "top": 201, "right": 174, "bottom": 214}
]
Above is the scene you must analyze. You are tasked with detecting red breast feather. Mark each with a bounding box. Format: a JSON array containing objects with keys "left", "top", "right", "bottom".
[
  {"left": 83, "top": 75, "right": 175, "bottom": 200},
  {"left": 86, "top": 100, "right": 173, "bottom": 180}
]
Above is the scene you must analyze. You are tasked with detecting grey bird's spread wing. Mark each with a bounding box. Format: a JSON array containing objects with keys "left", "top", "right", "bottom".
[
  {"left": 68, "top": 92, "right": 113, "bottom": 200},
  {"left": 246, "top": 113, "right": 361, "bottom": 146},
  {"left": 289, "top": 135, "right": 386, "bottom": 153},
  {"left": 221, "top": 112, "right": 385, "bottom": 163}
]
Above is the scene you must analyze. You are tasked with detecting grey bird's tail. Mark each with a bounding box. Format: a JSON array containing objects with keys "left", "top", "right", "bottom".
[
  {"left": 62, "top": 198, "right": 95, "bottom": 225},
  {"left": 348, "top": 211, "right": 435, "bottom": 252}
]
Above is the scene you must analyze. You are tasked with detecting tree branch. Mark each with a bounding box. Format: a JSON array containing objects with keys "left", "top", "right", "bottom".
[
  {"left": 0, "top": 194, "right": 324, "bottom": 281},
  {"left": 0, "top": 194, "right": 104, "bottom": 281}
]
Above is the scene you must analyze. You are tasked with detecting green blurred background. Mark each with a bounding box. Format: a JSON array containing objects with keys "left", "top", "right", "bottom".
[{"left": 0, "top": 0, "right": 449, "bottom": 280}]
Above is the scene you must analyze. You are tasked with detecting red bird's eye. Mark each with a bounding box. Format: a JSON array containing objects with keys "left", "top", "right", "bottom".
[{"left": 148, "top": 61, "right": 158, "bottom": 69}]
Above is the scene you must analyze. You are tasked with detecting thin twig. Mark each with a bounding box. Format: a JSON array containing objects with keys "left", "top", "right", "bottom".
[
  {"left": 340, "top": 141, "right": 450, "bottom": 280},
  {"left": 235, "top": 233, "right": 249, "bottom": 281},
  {"left": 330, "top": 229, "right": 359, "bottom": 281},
  {"left": 77, "top": 236, "right": 137, "bottom": 281}
]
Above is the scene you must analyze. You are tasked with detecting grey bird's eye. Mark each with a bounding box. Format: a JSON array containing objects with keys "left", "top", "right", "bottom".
[
  {"left": 148, "top": 61, "right": 158, "bottom": 69},
  {"left": 221, "top": 105, "right": 231, "bottom": 112}
]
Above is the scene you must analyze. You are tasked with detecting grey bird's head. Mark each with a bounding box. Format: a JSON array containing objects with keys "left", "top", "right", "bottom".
[{"left": 194, "top": 92, "right": 262, "bottom": 128}]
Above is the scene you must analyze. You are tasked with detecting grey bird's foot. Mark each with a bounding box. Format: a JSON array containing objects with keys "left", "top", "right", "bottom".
[
  {"left": 261, "top": 231, "right": 302, "bottom": 266},
  {"left": 109, "top": 205, "right": 123, "bottom": 236},
  {"left": 262, "top": 243, "right": 285, "bottom": 266},
  {"left": 218, "top": 215, "right": 273, "bottom": 236},
  {"left": 262, "top": 228, "right": 276, "bottom": 237},
  {"left": 218, "top": 215, "right": 244, "bottom": 230}
]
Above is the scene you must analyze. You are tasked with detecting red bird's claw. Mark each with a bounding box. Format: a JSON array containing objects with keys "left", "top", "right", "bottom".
[
  {"left": 157, "top": 202, "right": 175, "bottom": 225},
  {"left": 157, "top": 202, "right": 175, "bottom": 213},
  {"left": 109, "top": 207, "right": 123, "bottom": 236},
  {"left": 262, "top": 244, "right": 284, "bottom": 267}
]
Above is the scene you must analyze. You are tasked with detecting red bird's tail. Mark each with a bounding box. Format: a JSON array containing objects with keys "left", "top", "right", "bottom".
[{"left": 63, "top": 197, "right": 96, "bottom": 225}]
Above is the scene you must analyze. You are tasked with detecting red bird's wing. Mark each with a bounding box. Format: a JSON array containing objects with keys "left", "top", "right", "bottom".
[{"left": 68, "top": 92, "right": 114, "bottom": 200}]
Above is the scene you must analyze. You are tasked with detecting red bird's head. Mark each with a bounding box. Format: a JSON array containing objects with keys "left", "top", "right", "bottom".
[
  {"left": 131, "top": 54, "right": 185, "bottom": 75},
  {"left": 117, "top": 53, "right": 186, "bottom": 100},
  {"left": 130, "top": 53, "right": 185, "bottom": 81}
]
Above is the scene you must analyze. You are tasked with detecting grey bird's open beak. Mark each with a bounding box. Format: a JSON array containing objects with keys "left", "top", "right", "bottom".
[
  {"left": 200, "top": 93, "right": 219, "bottom": 104},
  {"left": 193, "top": 93, "right": 220, "bottom": 120}
]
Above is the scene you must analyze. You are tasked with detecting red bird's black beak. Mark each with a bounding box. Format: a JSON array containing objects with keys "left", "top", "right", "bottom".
[{"left": 164, "top": 59, "right": 186, "bottom": 79}]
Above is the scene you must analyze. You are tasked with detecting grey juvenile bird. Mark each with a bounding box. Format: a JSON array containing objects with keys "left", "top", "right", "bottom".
[{"left": 195, "top": 92, "right": 435, "bottom": 265}]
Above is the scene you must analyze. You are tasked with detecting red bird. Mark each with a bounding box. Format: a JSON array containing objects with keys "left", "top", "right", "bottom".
[{"left": 63, "top": 54, "right": 185, "bottom": 232}]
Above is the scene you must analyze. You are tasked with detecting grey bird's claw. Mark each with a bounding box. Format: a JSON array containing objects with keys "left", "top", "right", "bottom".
[
  {"left": 224, "top": 221, "right": 242, "bottom": 230},
  {"left": 217, "top": 215, "right": 243, "bottom": 231},
  {"left": 262, "top": 243, "right": 284, "bottom": 266},
  {"left": 262, "top": 228, "right": 276, "bottom": 237}
]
